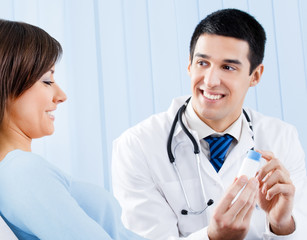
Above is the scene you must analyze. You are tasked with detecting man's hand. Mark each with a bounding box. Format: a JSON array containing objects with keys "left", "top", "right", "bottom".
[
  {"left": 256, "top": 150, "right": 295, "bottom": 235},
  {"left": 207, "top": 176, "right": 259, "bottom": 240}
]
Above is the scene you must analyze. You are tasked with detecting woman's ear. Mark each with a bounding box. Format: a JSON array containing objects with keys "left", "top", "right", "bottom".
[{"left": 250, "top": 64, "right": 264, "bottom": 87}]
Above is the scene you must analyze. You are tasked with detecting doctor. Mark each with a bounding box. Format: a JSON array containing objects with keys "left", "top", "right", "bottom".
[{"left": 112, "top": 9, "right": 306, "bottom": 240}]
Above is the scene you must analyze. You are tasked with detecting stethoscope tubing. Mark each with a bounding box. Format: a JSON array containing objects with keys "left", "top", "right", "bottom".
[{"left": 167, "top": 97, "right": 254, "bottom": 215}]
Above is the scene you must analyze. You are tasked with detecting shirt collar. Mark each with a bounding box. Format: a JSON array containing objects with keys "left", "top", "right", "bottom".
[{"left": 184, "top": 99, "right": 242, "bottom": 141}]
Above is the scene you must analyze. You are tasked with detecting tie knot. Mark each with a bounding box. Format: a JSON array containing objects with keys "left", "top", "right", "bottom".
[
  {"left": 205, "top": 134, "right": 233, "bottom": 144},
  {"left": 204, "top": 134, "right": 234, "bottom": 172}
]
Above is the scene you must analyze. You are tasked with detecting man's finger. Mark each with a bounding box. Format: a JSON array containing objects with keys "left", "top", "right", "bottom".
[
  {"left": 227, "top": 177, "right": 258, "bottom": 218},
  {"left": 215, "top": 175, "right": 249, "bottom": 214},
  {"left": 266, "top": 183, "right": 295, "bottom": 200}
]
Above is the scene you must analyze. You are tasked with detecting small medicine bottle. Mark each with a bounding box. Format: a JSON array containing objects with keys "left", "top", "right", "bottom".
[
  {"left": 232, "top": 150, "right": 261, "bottom": 204},
  {"left": 237, "top": 150, "right": 262, "bottom": 178}
]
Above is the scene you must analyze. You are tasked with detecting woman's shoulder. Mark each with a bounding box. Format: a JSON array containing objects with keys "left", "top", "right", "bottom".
[
  {"left": 0, "top": 150, "right": 66, "bottom": 177},
  {"left": 1, "top": 150, "right": 44, "bottom": 168},
  {"left": 0, "top": 150, "right": 71, "bottom": 198},
  {"left": 0, "top": 150, "right": 72, "bottom": 227}
]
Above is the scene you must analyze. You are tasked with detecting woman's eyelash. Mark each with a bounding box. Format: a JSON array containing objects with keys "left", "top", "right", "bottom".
[{"left": 43, "top": 81, "right": 54, "bottom": 86}]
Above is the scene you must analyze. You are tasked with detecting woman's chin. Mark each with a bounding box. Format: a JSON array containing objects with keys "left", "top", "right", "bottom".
[{"left": 30, "top": 129, "right": 54, "bottom": 139}]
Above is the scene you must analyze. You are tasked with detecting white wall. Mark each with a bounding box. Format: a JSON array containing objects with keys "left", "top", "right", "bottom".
[{"left": 0, "top": 0, "right": 306, "bottom": 189}]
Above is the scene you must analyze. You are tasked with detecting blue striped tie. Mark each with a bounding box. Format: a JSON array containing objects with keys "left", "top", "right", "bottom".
[{"left": 204, "top": 134, "right": 234, "bottom": 172}]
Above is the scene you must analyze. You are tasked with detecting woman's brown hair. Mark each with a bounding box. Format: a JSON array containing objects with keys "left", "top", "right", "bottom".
[{"left": 0, "top": 19, "right": 62, "bottom": 125}]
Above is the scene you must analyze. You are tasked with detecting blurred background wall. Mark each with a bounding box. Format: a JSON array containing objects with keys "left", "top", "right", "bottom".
[{"left": 1, "top": 0, "right": 306, "bottom": 190}]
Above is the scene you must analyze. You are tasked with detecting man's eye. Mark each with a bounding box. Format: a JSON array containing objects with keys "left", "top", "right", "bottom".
[
  {"left": 223, "top": 65, "right": 235, "bottom": 71},
  {"left": 43, "top": 81, "right": 54, "bottom": 86},
  {"left": 198, "top": 61, "right": 207, "bottom": 66}
]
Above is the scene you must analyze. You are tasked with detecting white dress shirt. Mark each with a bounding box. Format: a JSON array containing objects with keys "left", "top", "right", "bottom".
[{"left": 185, "top": 99, "right": 242, "bottom": 161}]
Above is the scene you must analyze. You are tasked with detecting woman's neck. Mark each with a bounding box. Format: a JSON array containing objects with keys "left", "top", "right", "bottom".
[{"left": 0, "top": 125, "right": 31, "bottom": 161}]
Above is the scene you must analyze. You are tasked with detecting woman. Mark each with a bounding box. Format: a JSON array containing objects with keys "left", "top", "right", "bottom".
[{"left": 0, "top": 19, "right": 145, "bottom": 240}]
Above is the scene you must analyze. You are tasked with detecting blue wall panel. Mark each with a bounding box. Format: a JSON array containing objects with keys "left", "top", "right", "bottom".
[
  {"left": 94, "top": 0, "right": 132, "bottom": 188},
  {"left": 198, "top": 0, "right": 223, "bottom": 20},
  {"left": 147, "top": 0, "right": 182, "bottom": 113},
  {"left": 249, "top": 0, "right": 283, "bottom": 119},
  {"left": 223, "top": 0, "right": 249, "bottom": 10},
  {"left": 0, "top": 0, "right": 14, "bottom": 19},
  {"left": 62, "top": 0, "right": 105, "bottom": 186},
  {"left": 298, "top": 0, "right": 307, "bottom": 92},
  {"left": 122, "top": 0, "right": 155, "bottom": 126},
  {"left": 13, "top": 0, "right": 39, "bottom": 24},
  {"left": 273, "top": 0, "right": 307, "bottom": 150},
  {"left": 173, "top": 0, "right": 199, "bottom": 96}
]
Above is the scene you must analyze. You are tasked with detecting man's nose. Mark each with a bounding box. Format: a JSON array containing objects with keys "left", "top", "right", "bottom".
[{"left": 204, "top": 68, "right": 220, "bottom": 88}]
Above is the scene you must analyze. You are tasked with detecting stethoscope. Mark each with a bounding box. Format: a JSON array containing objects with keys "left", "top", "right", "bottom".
[{"left": 167, "top": 97, "right": 253, "bottom": 215}]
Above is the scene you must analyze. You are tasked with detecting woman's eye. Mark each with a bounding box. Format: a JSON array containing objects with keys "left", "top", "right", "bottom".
[{"left": 43, "top": 81, "right": 54, "bottom": 86}]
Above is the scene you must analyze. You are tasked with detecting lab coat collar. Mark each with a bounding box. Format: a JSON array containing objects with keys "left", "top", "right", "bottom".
[{"left": 166, "top": 96, "right": 189, "bottom": 119}]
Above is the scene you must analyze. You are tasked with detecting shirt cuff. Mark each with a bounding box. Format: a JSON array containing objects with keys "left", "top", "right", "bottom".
[{"left": 263, "top": 215, "right": 297, "bottom": 240}]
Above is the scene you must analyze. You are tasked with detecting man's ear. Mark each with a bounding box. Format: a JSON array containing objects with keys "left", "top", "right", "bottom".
[
  {"left": 187, "top": 56, "right": 192, "bottom": 76},
  {"left": 250, "top": 64, "right": 264, "bottom": 87}
]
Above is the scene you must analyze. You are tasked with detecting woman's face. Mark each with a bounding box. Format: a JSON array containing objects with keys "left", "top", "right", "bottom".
[{"left": 6, "top": 66, "right": 67, "bottom": 139}]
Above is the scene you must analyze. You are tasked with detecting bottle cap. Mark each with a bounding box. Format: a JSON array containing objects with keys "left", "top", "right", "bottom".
[{"left": 247, "top": 150, "right": 261, "bottom": 161}]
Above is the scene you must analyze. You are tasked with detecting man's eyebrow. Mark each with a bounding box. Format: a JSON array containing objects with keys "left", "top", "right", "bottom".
[
  {"left": 194, "top": 53, "right": 210, "bottom": 59},
  {"left": 224, "top": 59, "right": 242, "bottom": 65},
  {"left": 194, "top": 53, "right": 242, "bottom": 65}
]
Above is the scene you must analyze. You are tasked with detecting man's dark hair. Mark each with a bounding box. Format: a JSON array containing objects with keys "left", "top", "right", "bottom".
[{"left": 189, "top": 9, "right": 266, "bottom": 74}]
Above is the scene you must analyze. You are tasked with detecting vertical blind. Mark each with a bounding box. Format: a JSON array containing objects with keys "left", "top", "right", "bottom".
[{"left": 0, "top": 0, "right": 306, "bottom": 190}]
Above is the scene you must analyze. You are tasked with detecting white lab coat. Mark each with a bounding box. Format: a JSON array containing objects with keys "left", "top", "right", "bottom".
[{"left": 112, "top": 96, "right": 307, "bottom": 240}]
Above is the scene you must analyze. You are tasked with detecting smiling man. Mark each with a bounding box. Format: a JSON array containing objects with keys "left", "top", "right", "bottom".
[
  {"left": 188, "top": 34, "right": 262, "bottom": 133},
  {"left": 112, "top": 9, "right": 306, "bottom": 240}
]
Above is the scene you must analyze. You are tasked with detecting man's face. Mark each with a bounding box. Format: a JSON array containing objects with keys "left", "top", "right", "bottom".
[{"left": 188, "top": 34, "right": 263, "bottom": 132}]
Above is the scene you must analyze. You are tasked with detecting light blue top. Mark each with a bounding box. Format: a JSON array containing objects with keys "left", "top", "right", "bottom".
[
  {"left": 247, "top": 150, "right": 261, "bottom": 161},
  {"left": 0, "top": 150, "right": 146, "bottom": 240}
]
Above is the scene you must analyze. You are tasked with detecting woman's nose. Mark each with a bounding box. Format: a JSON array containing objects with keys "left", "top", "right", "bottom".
[{"left": 53, "top": 83, "right": 67, "bottom": 104}]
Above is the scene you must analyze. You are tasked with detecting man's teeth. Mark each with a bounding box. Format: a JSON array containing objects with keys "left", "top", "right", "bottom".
[{"left": 203, "top": 91, "right": 222, "bottom": 100}]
